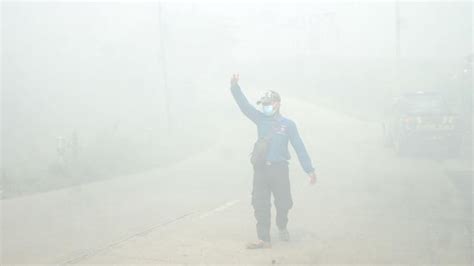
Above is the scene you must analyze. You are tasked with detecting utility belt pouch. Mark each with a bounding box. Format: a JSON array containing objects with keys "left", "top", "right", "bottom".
[{"left": 250, "top": 137, "right": 271, "bottom": 166}]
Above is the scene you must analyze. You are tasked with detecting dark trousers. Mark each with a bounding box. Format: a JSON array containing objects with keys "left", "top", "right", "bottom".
[{"left": 251, "top": 162, "right": 293, "bottom": 242}]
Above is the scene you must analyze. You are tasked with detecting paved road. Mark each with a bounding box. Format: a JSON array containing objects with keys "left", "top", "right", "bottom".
[{"left": 2, "top": 99, "right": 471, "bottom": 265}]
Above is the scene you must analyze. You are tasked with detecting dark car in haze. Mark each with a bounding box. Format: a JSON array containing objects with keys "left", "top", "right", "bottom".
[{"left": 383, "top": 91, "right": 462, "bottom": 156}]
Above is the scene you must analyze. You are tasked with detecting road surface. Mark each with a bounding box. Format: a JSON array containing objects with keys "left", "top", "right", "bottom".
[{"left": 2, "top": 99, "right": 471, "bottom": 265}]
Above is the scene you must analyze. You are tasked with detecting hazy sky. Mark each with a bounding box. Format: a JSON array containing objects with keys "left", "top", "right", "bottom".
[{"left": 1, "top": 0, "right": 471, "bottom": 175}]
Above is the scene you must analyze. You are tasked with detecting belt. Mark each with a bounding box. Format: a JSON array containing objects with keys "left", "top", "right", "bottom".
[{"left": 264, "top": 161, "right": 288, "bottom": 166}]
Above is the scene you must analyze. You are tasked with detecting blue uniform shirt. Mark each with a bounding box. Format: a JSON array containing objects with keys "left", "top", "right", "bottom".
[{"left": 231, "top": 84, "right": 315, "bottom": 174}]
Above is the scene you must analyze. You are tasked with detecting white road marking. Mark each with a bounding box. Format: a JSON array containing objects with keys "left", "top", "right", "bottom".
[
  {"left": 199, "top": 199, "right": 241, "bottom": 219},
  {"left": 60, "top": 199, "right": 242, "bottom": 264}
]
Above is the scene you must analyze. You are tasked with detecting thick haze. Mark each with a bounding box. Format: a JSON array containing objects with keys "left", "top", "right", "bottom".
[
  {"left": 1, "top": 1, "right": 472, "bottom": 264},
  {"left": 2, "top": 1, "right": 471, "bottom": 189}
]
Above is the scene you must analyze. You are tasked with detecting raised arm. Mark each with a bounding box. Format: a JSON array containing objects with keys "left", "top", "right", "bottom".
[{"left": 229, "top": 74, "right": 263, "bottom": 124}]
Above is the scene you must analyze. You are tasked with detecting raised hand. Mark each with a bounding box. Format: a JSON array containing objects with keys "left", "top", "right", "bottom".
[{"left": 230, "top": 73, "right": 240, "bottom": 86}]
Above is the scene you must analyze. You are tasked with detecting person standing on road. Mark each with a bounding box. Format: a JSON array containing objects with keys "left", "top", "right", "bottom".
[{"left": 229, "top": 74, "right": 317, "bottom": 249}]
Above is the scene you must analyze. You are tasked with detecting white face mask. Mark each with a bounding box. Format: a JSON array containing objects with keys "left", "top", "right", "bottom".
[{"left": 262, "top": 105, "right": 275, "bottom": 116}]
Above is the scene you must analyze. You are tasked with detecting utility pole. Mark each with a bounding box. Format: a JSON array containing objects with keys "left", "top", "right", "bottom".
[
  {"left": 158, "top": 1, "right": 171, "bottom": 132},
  {"left": 395, "top": 0, "right": 401, "bottom": 94}
]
